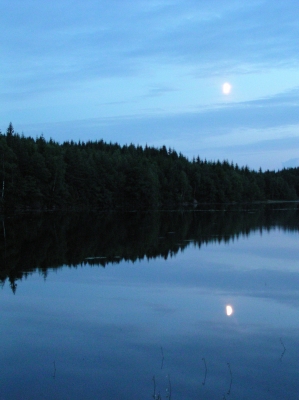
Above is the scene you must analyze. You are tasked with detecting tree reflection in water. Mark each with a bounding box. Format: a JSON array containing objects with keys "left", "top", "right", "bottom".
[{"left": 0, "top": 202, "right": 298, "bottom": 292}]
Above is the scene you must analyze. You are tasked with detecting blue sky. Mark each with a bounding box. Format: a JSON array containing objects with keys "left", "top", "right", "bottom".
[{"left": 1, "top": 0, "right": 299, "bottom": 170}]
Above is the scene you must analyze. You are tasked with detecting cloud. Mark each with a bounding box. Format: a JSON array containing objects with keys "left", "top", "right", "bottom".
[
  {"left": 236, "top": 87, "right": 299, "bottom": 107},
  {"left": 214, "top": 135, "right": 299, "bottom": 154},
  {"left": 1, "top": 0, "right": 299, "bottom": 97},
  {"left": 141, "top": 86, "right": 179, "bottom": 99},
  {"left": 17, "top": 86, "right": 299, "bottom": 147},
  {"left": 282, "top": 158, "right": 299, "bottom": 168}
]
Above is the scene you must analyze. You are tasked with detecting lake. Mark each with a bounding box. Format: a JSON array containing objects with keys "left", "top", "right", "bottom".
[{"left": 0, "top": 204, "right": 299, "bottom": 399}]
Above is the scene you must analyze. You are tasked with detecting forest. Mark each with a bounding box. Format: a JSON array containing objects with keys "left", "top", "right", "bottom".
[{"left": 0, "top": 123, "right": 299, "bottom": 211}]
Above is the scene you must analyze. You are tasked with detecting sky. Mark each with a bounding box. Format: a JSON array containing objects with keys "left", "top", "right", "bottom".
[{"left": 1, "top": 0, "right": 299, "bottom": 171}]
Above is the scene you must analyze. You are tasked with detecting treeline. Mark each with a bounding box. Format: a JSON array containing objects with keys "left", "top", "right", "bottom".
[{"left": 1, "top": 123, "right": 299, "bottom": 210}]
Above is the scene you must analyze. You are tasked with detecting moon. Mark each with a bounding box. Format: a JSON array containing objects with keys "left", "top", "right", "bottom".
[
  {"left": 222, "top": 82, "right": 232, "bottom": 95},
  {"left": 226, "top": 305, "right": 233, "bottom": 316}
]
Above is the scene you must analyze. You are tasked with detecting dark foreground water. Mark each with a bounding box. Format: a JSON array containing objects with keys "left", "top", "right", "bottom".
[{"left": 0, "top": 204, "right": 299, "bottom": 399}]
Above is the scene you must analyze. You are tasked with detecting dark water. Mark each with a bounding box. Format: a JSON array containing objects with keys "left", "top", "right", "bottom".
[{"left": 0, "top": 204, "right": 299, "bottom": 399}]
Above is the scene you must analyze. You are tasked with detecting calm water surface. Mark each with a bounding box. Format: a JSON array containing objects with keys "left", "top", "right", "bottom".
[{"left": 0, "top": 206, "right": 298, "bottom": 399}]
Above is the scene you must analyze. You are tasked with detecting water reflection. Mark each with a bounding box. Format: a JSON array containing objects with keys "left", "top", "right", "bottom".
[
  {"left": 0, "top": 204, "right": 298, "bottom": 399},
  {"left": 0, "top": 203, "right": 298, "bottom": 292}
]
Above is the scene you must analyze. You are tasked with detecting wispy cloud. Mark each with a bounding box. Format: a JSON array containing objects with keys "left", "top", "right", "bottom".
[
  {"left": 16, "top": 87, "right": 299, "bottom": 170},
  {"left": 1, "top": 0, "right": 299, "bottom": 96}
]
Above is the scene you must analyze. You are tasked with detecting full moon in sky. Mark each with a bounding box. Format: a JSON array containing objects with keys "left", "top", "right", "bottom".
[{"left": 222, "top": 82, "right": 232, "bottom": 95}]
